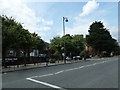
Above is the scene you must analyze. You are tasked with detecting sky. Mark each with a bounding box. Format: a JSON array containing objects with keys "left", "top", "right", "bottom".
[{"left": 0, "top": 0, "right": 118, "bottom": 43}]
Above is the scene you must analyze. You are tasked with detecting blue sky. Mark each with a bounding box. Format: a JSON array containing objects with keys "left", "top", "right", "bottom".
[{"left": 0, "top": 0, "right": 118, "bottom": 43}]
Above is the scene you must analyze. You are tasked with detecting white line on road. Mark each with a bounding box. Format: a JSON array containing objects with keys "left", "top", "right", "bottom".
[
  {"left": 64, "top": 66, "right": 85, "bottom": 72},
  {"left": 27, "top": 60, "right": 109, "bottom": 79},
  {"left": 26, "top": 78, "right": 66, "bottom": 90},
  {"left": 55, "top": 70, "right": 64, "bottom": 75},
  {"left": 26, "top": 60, "right": 114, "bottom": 89},
  {"left": 29, "top": 74, "right": 54, "bottom": 78}
]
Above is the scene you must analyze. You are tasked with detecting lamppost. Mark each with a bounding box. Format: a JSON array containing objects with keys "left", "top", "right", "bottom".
[{"left": 63, "top": 17, "right": 68, "bottom": 64}]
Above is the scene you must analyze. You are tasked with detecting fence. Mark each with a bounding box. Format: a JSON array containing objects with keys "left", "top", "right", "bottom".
[
  {"left": 2, "top": 56, "right": 84, "bottom": 71},
  {"left": 2, "top": 56, "right": 47, "bottom": 67}
]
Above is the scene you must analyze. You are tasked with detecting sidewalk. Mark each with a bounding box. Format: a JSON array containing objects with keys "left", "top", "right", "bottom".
[
  {"left": 2, "top": 56, "right": 117, "bottom": 73},
  {"left": 2, "top": 60, "right": 82, "bottom": 73}
]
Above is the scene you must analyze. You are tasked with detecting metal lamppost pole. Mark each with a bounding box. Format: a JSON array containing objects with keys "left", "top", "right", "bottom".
[{"left": 63, "top": 17, "right": 68, "bottom": 64}]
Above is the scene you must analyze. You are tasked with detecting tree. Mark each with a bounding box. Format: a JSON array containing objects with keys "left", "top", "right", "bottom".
[
  {"left": 112, "top": 42, "right": 120, "bottom": 55},
  {"left": 31, "top": 32, "right": 45, "bottom": 53},
  {"left": 2, "top": 15, "right": 45, "bottom": 67},
  {"left": 50, "top": 36, "right": 62, "bottom": 59},
  {"left": 50, "top": 34, "right": 85, "bottom": 60},
  {"left": 86, "top": 21, "right": 118, "bottom": 56},
  {"left": 62, "top": 34, "right": 73, "bottom": 57},
  {"left": 2, "top": 15, "right": 25, "bottom": 67},
  {"left": 72, "top": 35, "right": 85, "bottom": 56}
]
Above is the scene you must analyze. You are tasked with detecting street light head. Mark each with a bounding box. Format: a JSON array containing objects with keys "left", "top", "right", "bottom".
[
  {"left": 65, "top": 19, "right": 68, "bottom": 22},
  {"left": 63, "top": 17, "right": 68, "bottom": 22}
]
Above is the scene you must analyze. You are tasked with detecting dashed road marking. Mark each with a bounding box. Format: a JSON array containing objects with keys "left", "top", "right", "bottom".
[
  {"left": 27, "top": 60, "right": 109, "bottom": 79},
  {"left": 55, "top": 70, "right": 64, "bottom": 75},
  {"left": 26, "top": 60, "right": 113, "bottom": 89},
  {"left": 29, "top": 73, "right": 54, "bottom": 78}
]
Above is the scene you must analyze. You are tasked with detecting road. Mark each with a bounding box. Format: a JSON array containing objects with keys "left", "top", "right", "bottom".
[{"left": 2, "top": 57, "right": 118, "bottom": 89}]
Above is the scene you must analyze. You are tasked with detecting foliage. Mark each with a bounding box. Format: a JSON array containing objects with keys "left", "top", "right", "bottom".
[
  {"left": 86, "top": 21, "right": 118, "bottom": 56},
  {"left": 72, "top": 35, "right": 85, "bottom": 56},
  {"left": 50, "top": 34, "right": 85, "bottom": 59},
  {"left": 2, "top": 15, "right": 45, "bottom": 58},
  {"left": 54, "top": 50, "right": 61, "bottom": 60}
]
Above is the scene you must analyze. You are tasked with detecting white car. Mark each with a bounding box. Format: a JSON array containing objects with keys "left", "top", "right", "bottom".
[
  {"left": 66, "top": 57, "right": 71, "bottom": 60},
  {"left": 73, "top": 56, "right": 82, "bottom": 60}
]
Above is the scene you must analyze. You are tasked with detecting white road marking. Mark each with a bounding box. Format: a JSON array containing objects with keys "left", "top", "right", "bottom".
[
  {"left": 26, "top": 60, "right": 112, "bottom": 88},
  {"left": 85, "top": 64, "right": 93, "bottom": 67},
  {"left": 78, "top": 66, "right": 85, "bottom": 68},
  {"left": 93, "top": 63, "right": 97, "bottom": 65},
  {"left": 55, "top": 70, "right": 64, "bottom": 75},
  {"left": 28, "top": 60, "right": 109, "bottom": 79},
  {"left": 64, "top": 66, "right": 85, "bottom": 72},
  {"left": 64, "top": 68, "right": 78, "bottom": 72},
  {"left": 26, "top": 78, "right": 66, "bottom": 90},
  {"left": 29, "top": 74, "right": 54, "bottom": 78},
  {"left": 103, "top": 61, "right": 107, "bottom": 63}
]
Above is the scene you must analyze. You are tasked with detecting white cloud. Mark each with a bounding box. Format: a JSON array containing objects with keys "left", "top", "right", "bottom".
[
  {"left": 66, "top": 24, "right": 89, "bottom": 37},
  {"left": 38, "top": 18, "right": 53, "bottom": 25},
  {"left": 80, "top": 0, "right": 99, "bottom": 16},
  {"left": 0, "top": 0, "right": 53, "bottom": 34},
  {"left": 39, "top": 26, "right": 51, "bottom": 31}
]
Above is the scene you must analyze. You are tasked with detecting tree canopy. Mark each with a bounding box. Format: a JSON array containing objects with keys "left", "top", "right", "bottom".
[
  {"left": 2, "top": 15, "right": 120, "bottom": 60},
  {"left": 50, "top": 34, "right": 85, "bottom": 59},
  {"left": 86, "top": 21, "right": 118, "bottom": 56},
  {"left": 2, "top": 15, "right": 45, "bottom": 57}
]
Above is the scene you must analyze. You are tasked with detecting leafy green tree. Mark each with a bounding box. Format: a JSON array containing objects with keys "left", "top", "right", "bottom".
[
  {"left": 2, "top": 15, "right": 25, "bottom": 67},
  {"left": 50, "top": 36, "right": 62, "bottom": 59},
  {"left": 86, "top": 21, "right": 118, "bottom": 56},
  {"left": 2, "top": 15, "right": 45, "bottom": 67},
  {"left": 112, "top": 42, "right": 120, "bottom": 55},
  {"left": 31, "top": 32, "right": 45, "bottom": 53},
  {"left": 62, "top": 34, "right": 73, "bottom": 57},
  {"left": 72, "top": 35, "right": 85, "bottom": 56},
  {"left": 2, "top": 19, "right": 24, "bottom": 55},
  {"left": 54, "top": 50, "right": 61, "bottom": 60},
  {"left": 50, "top": 34, "right": 85, "bottom": 59}
]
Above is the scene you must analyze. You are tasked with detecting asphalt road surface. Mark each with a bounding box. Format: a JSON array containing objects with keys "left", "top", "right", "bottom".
[{"left": 2, "top": 57, "right": 118, "bottom": 89}]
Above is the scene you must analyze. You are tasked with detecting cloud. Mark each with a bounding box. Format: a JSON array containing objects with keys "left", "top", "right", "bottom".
[
  {"left": 0, "top": 0, "right": 53, "bottom": 34},
  {"left": 38, "top": 18, "right": 53, "bottom": 25},
  {"left": 66, "top": 24, "right": 89, "bottom": 37},
  {"left": 39, "top": 26, "right": 51, "bottom": 31},
  {"left": 80, "top": 0, "right": 99, "bottom": 16}
]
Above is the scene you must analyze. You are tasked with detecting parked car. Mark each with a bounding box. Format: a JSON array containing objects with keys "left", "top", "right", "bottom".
[
  {"left": 49, "top": 58, "right": 56, "bottom": 63},
  {"left": 66, "top": 57, "right": 72, "bottom": 60},
  {"left": 73, "top": 56, "right": 82, "bottom": 60}
]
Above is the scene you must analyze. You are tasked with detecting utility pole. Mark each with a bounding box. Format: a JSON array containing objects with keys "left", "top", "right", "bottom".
[{"left": 63, "top": 17, "right": 68, "bottom": 64}]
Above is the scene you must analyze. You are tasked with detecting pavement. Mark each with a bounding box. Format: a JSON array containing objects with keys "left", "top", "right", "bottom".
[
  {"left": 2, "top": 59, "right": 83, "bottom": 73},
  {"left": 2, "top": 56, "right": 118, "bottom": 73},
  {"left": 2, "top": 56, "right": 118, "bottom": 89}
]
